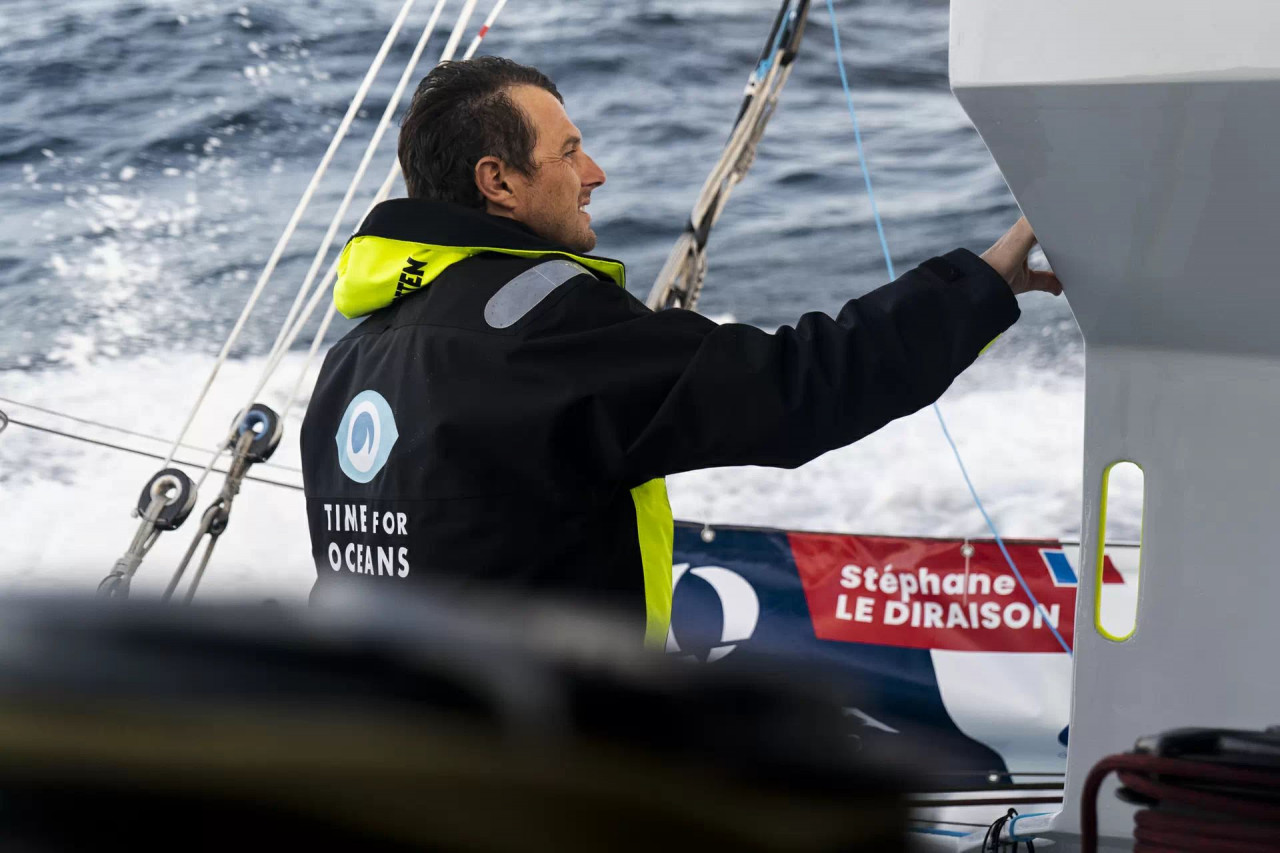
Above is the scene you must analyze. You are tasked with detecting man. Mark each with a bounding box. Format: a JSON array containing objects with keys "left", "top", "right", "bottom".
[{"left": 300, "top": 57, "right": 1061, "bottom": 647}]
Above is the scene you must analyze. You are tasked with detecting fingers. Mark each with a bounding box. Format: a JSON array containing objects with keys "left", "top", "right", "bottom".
[
  {"left": 983, "top": 217, "right": 1039, "bottom": 280},
  {"left": 1006, "top": 216, "right": 1037, "bottom": 257},
  {"left": 1028, "top": 269, "right": 1063, "bottom": 296}
]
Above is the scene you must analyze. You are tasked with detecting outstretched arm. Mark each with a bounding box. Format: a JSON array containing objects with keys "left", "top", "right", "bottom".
[{"left": 524, "top": 220, "right": 1056, "bottom": 486}]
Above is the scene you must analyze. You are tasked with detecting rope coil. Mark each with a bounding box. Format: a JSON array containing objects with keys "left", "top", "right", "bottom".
[{"left": 1082, "top": 749, "right": 1280, "bottom": 852}]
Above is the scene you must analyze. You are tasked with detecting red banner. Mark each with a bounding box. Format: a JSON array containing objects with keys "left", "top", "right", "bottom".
[{"left": 789, "top": 533, "right": 1124, "bottom": 653}]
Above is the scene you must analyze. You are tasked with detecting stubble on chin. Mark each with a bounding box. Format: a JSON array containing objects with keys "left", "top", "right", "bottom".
[{"left": 555, "top": 221, "right": 596, "bottom": 254}]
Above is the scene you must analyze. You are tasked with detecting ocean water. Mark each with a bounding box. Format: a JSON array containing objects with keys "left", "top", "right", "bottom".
[{"left": 0, "top": 0, "right": 1100, "bottom": 599}]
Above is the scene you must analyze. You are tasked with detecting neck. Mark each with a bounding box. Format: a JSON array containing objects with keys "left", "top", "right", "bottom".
[{"left": 484, "top": 201, "right": 520, "bottom": 223}]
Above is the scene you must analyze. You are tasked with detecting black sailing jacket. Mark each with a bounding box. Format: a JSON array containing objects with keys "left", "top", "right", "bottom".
[{"left": 300, "top": 199, "right": 1020, "bottom": 645}]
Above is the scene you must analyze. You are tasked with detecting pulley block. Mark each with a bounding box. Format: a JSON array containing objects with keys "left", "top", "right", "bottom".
[
  {"left": 233, "top": 403, "right": 283, "bottom": 463},
  {"left": 136, "top": 468, "right": 198, "bottom": 532}
]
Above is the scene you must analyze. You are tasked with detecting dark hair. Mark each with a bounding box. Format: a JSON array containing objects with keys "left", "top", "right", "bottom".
[{"left": 397, "top": 57, "right": 563, "bottom": 208}]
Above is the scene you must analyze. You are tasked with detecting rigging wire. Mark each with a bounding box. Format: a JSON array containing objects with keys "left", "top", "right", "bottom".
[
  {"left": 0, "top": 395, "right": 302, "bottom": 474},
  {"left": 463, "top": 0, "right": 509, "bottom": 59},
  {"left": 172, "top": 2, "right": 488, "bottom": 591},
  {"left": 646, "top": 0, "right": 808, "bottom": 312},
  {"left": 440, "top": 0, "right": 483, "bottom": 62},
  {"left": 236, "top": 0, "right": 486, "bottom": 437},
  {"left": 1, "top": 414, "right": 302, "bottom": 492},
  {"left": 823, "top": 0, "right": 1073, "bottom": 656},
  {"left": 277, "top": 0, "right": 508, "bottom": 423},
  {"left": 276, "top": 173, "right": 404, "bottom": 421},
  {"left": 177, "top": 0, "right": 504, "bottom": 502},
  {"left": 247, "top": 0, "right": 453, "bottom": 409},
  {"left": 183, "top": 0, "right": 454, "bottom": 494},
  {"left": 157, "top": 0, "right": 426, "bottom": 474},
  {"left": 93, "top": 0, "right": 510, "bottom": 597},
  {"left": 188, "top": 0, "right": 463, "bottom": 496}
]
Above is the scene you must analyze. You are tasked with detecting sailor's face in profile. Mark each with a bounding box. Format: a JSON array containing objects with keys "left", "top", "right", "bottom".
[{"left": 505, "top": 84, "right": 606, "bottom": 253}]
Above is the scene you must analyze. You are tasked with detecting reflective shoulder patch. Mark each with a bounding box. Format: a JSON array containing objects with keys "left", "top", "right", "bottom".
[{"left": 484, "top": 259, "right": 591, "bottom": 329}]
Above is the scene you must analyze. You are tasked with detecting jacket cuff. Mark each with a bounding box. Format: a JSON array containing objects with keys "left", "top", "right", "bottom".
[{"left": 929, "top": 248, "right": 1021, "bottom": 332}]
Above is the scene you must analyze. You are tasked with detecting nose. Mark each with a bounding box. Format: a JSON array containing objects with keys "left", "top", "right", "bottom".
[{"left": 581, "top": 151, "right": 606, "bottom": 190}]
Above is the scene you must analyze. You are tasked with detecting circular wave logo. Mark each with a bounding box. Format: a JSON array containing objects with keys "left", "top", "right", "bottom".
[
  {"left": 666, "top": 563, "right": 760, "bottom": 663},
  {"left": 335, "top": 390, "right": 399, "bottom": 483}
]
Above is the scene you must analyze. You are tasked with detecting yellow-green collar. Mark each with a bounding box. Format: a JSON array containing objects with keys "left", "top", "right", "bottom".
[{"left": 333, "top": 199, "right": 627, "bottom": 319}]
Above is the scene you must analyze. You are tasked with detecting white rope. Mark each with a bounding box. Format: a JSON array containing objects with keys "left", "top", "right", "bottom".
[
  {"left": 157, "top": 0, "right": 424, "bottom": 474},
  {"left": 192, "top": 439, "right": 226, "bottom": 494},
  {"left": 185, "top": 0, "right": 455, "bottom": 494},
  {"left": 102, "top": 0, "right": 510, "bottom": 598},
  {"left": 229, "top": 0, "right": 458, "bottom": 442},
  {"left": 262, "top": 256, "right": 344, "bottom": 411},
  {"left": 463, "top": 0, "right": 508, "bottom": 59},
  {"left": 254, "top": 0, "right": 452, "bottom": 388},
  {"left": 279, "top": 163, "right": 407, "bottom": 421},
  {"left": 282, "top": 302, "right": 342, "bottom": 420},
  {"left": 268, "top": 0, "right": 503, "bottom": 423},
  {"left": 440, "top": 0, "right": 483, "bottom": 64}
]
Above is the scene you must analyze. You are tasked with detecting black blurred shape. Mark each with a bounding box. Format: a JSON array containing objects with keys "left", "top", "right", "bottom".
[{"left": 0, "top": 592, "right": 912, "bottom": 852}]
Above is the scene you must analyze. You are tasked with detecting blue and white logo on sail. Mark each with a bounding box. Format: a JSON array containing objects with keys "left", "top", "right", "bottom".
[
  {"left": 335, "top": 390, "right": 398, "bottom": 483},
  {"left": 667, "top": 563, "right": 761, "bottom": 663}
]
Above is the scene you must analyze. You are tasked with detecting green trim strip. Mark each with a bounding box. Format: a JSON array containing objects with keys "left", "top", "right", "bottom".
[
  {"left": 631, "top": 477, "right": 674, "bottom": 649},
  {"left": 335, "top": 235, "right": 627, "bottom": 319}
]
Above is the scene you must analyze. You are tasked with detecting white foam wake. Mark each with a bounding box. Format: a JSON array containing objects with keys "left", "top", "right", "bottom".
[
  {"left": 0, "top": 352, "right": 318, "bottom": 601},
  {"left": 0, "top": 347, "right": 1095, "bottom": 601},
  {"left": 668, "top": 353, "right": 1092, "bottom": 541}
]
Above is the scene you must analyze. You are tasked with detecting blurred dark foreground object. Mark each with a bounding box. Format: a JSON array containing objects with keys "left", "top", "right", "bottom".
[{"left": 0, "top": 591, "right": 912, "bottom": 852}]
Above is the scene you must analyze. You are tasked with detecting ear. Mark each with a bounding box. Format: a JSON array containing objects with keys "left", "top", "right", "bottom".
[{"left": 474, "top": 155, "right": 516, "bottom": 213}]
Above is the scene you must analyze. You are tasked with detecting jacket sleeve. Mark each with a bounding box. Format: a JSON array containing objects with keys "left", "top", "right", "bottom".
[{"left": 521, "top": 248, "right": 1020, "bottom": 487}]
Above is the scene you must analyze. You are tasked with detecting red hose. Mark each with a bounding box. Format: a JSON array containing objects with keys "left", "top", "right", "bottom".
[{"left": 1081, "top": 753, "right": 1280, "bottom": 853}]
